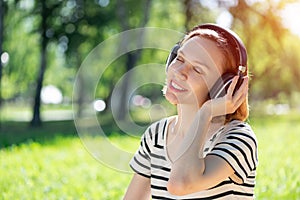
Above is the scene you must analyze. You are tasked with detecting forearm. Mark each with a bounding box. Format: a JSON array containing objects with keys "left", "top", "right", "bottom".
[
  {"left": 124, "top": 174, "right": 151, "bottom": 200},
  {"left": 168, "top": 105, "right": 213, "bottom": 194},
  {"left": 176, "top": 106, "right": 212, "bottom": 158}
]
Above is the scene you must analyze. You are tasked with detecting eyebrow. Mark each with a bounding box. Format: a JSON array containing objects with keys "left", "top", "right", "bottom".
[{"left": 177, "top": 50, "right": 209, "bottom": 70}]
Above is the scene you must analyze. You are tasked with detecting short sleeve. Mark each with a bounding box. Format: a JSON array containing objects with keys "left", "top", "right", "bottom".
[
  {"left": 207, "top": 122, "right": 258, "bottom": 183},
  {"left": 129, "top": 126, "right": 153, "bottom": 178}
]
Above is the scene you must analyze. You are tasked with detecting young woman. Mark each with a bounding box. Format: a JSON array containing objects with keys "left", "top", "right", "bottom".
[{"left": 124, "top": 24, "right": 258, "bottom": 199}]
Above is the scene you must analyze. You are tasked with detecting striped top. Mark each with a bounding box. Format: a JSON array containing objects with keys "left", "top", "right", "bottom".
[{"left": 130, "top": 116, "right": 258, "bottom": 199}]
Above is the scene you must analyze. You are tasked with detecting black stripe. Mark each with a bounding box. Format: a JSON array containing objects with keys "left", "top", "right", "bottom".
[
  {"left": 151, "top": 174, "right": 169, "bottom": 182},
  {"left": 241, "top": 182, "right": 255, "bottom": 188},
  {"left": 151, "top": 164, "right": 171, "bottom": 172},
  {"left": 152, "top": 190, "right": 254, "bottom": 200},
  {"left": 150, "top": 152, "right": 166, "bottom": 161},
  {"left": 225, "top": 132, "right": 257, "bottom": 148},
  {"left": 148, "top": 127, "right": 153, "bottom": 140},
  {"left": 208, "top": 180, "right": 232, "bottom": 189},
  {"left": 227, "top": 135, "right": 257, "bottom": 170},
  {"left": 138, "top": 149, "right": 150, "bottom": 161},
  {"left": 181, "top": 190, "right": 253, "bottom": 199},
  {"left": 151, "top": 184, "right": 167, "bottom": 191},
  {"left": 152, "top": 195, "right": 175, "bottom": 200},
  {"left": 228, "top": 177, "right": 255, "bottom": 187},
  {"left": 143, "top": 136, "right": 151, "bottom": 156},
  {"left": 130, "top": 165, "right": 150, "bottom": 178},
  {"left": 162, "top": 119, "right": 168, "bottom": 139},
  {"left": 217, "top": 142, "right": 252, "bottom": 172},
  {"left": 209, "top": 178, "right": 254, "bottom": 189},
  {"left": 134, "top": 157, "right": 150, "bottom": 170},
  {"left": 236, "top": 123, "right": 246, "bottom": 128},
  {"left": 154, "top": 143, "right": 164, "bottom": 149}
]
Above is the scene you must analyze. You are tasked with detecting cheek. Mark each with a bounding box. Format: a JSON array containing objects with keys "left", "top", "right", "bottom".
[
  {"left": 190, "top": 75, "right": 209, "bottom": 92},
  {"left": 203, "top": 74, "right": 221, "bottom": 91}
]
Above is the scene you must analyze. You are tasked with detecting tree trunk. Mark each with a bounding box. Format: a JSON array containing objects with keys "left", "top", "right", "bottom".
[
  {"left": 75, "top": 52, "right": 84, "bottom": 117},
  {"left": 115, "top": 0, "right": 152, "bottom": 121},
  {"left": 183, "top": 0, "right": 193, "bottom": 31},
  {"left": 30, "top": 1, "right": 48, "bottom": 126},
  {"left": 0, "top": 0, "right": 4, "bottom": 108},
  {"left": 0, "top": 0, "right": 4, "bottom": 129}
]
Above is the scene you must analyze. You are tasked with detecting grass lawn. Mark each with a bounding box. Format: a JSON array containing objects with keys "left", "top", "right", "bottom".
[{"left": 0, "top": 114, "right": 299, "bottom": 199}]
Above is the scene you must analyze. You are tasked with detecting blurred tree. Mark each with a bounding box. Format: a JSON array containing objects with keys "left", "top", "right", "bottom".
[
  {"left": 31, "top": 0, "right": 117, "bottom": 124},
  {"left": 113, "top": 0, "right": 152, "bottom": 121},
  {"left": 228, "top": 0, "right": 300, "bottom": 100},
  {"left": 182, "top": 0, "right": 300, "bottom": 102},
  {"left": 183, "top": 0, "right": 217, "bottom": 30},
  {"left": 2, "top": 3, "right": 39, "bottom": 102},
  {"left": 31, "top": 0, "right": 64, "bottom": 126},
  {"left": 0, "top": 0, "right": 6, "bottom": 107},
  {"left": 62, "top": 0, "right": 117, "bottom": 117}
]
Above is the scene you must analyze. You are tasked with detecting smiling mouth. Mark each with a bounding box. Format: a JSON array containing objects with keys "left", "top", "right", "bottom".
[{"left": 170, "top": 81, "right": 186, "bottom": 91}]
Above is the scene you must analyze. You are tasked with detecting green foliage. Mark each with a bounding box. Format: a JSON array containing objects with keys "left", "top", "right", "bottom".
[
  {"left": 1, "top": 115, "right": 300, "bottom": 199},
  {"left": 2, "top": 7, "right": 39, "bottom": 99},
  {"left": 2, "top": 0, "right": 300, "bottom": 124}
]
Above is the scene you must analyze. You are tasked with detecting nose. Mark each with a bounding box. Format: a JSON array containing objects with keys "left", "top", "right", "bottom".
[{"left": 170, "top": 63, "right": 188, "bottom": 80}]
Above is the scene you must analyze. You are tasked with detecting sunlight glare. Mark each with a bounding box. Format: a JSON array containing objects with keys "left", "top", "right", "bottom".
[{"left": 280, "top": 2, "right": 300, "bottom": 37}]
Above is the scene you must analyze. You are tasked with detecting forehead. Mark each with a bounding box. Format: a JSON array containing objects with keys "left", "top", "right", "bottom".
[{"left": 179, "top": 36, "right": 224, "bottom": 73}]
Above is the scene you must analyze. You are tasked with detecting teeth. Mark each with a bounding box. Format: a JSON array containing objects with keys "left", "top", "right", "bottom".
[{"left": 171, "top": 81, "right": 185, "bottom": 91}]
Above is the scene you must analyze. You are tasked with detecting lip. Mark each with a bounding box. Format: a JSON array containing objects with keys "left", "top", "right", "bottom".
[{"left": 169, "top": 80, "right": 187, "bottom": 92}]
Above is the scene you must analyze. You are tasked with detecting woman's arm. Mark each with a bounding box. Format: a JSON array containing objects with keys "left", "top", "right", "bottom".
[
  {"left": 167, "top": 76, "right": 249, "bottom": 196},
  {"left": 123, "top": 173, "right": 151, "bottom": 200}
]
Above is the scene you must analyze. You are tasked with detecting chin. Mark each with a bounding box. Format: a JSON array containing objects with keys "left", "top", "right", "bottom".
[{"left": 165, "top": 92, "right": 178, "bottom": 105}]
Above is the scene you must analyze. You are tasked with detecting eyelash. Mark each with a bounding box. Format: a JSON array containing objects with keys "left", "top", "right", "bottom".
[
  {"left": 193, "top": 67, "right": 202, "bottom": 74},
  {"left": 176, "top": 56, "right": 203, "bottom": 74},
  {"left": 176, "top": 56, "right": 184, "bottom": 62}
]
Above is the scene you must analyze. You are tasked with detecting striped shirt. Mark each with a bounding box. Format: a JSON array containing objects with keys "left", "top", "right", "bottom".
[{"left": 130, "top": 116, "right": 258, "bottom": 199}]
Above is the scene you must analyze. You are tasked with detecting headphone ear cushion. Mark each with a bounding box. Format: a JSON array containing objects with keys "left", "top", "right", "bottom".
[
  {"left": 165, "top": 44, "right": 180, "bottom": 71},
  {"left": 209, "top": 73, "right": 235, "bottom": 99}
]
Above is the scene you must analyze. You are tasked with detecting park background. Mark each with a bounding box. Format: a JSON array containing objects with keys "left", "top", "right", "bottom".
[{"left": 0, "top": 0, "right": 300, "bottom": 199}]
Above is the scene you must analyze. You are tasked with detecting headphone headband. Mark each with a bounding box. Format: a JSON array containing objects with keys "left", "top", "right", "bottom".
[
  {"left": 198, "top": 23, "right": 247, "bottom": 70},
  {"left": 166, "top": 23, "right": 247, "bottom": 75}
]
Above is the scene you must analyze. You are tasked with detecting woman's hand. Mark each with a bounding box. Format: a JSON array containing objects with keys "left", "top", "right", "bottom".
[{"left": 202, "top": 76, "right": 249, "bottom": 119}]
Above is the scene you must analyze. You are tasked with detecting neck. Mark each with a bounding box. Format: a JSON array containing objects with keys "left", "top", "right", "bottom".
[
  {"left": 174, "top": 103, "right": 224, "bottom": 138},
  {"left": 175, "top": 104, "right": 199, "bottom": 136}
]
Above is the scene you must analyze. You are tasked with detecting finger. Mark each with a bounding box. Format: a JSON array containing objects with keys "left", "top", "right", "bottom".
[
  {"left": 233, "top": 89, "right": 248, "bottom": 110},
  {"left": 227, "top": 76, "right": 239, "bottom": 96},
  {"left": 233, "top": 77, "right": 249, "bottom": 107},
  {"left": 232, "top": 76, "right": 248, "bottom": 99}
]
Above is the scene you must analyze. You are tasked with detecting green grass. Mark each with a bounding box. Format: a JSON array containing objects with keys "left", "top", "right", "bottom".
[
  {"left": 250, "top": 114, "right": 300, "bottom": 199},
  {"left": 1, "top": 114, "right": 300, "bottom": 199}
]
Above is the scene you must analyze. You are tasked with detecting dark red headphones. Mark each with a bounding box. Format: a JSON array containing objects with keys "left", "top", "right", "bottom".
[{"left": 165, "top": 23, "right": 247, "bottom": 99}]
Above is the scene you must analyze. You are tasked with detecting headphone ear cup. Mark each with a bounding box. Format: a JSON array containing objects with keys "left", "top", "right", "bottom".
[
  {"left": 209, "top": 73, "right": 235, "bottom": 99},
  {"left": 165, "top": 44, "right": 180, "bottom": 71}
]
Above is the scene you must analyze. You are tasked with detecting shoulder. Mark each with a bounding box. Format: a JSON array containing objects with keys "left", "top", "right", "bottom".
[
  {"left": 210, "top": 120, "right": 258, "bottom": 182},
  {"left": 222, "top": 120, "right": 257, "bottom": 147},
  {"left": 140, "top": 116, "right": 174, "bottom": 145},
  {"left": 144, "top": 116, "right": 174, "bottom": 138}
]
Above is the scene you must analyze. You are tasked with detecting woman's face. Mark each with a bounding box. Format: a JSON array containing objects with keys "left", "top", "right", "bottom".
[{"left": 165, "top": 36, "right": 225, "bottom": 107}]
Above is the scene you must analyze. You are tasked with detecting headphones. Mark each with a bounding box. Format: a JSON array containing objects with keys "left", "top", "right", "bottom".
[{"left": 165, "top": 23, "right": 247, "bottom": 99}]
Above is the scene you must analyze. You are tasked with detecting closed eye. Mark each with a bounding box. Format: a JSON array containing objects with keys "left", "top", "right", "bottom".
[
  {"left": 176, "top": 56, "right": 184, "bottom": 63},
  {"left": 193, "top": 66, "right": 203, "bottom": 74}
]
